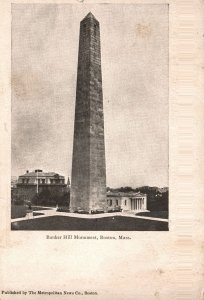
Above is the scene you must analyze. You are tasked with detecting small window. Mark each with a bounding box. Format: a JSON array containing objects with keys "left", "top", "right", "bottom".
[
  {"left": 42, "top": 179, "right": 45, "bottom": 184},
  {"left": 110, "top": 199, "right": 112, "bottom": 206},
  {"left": 26, "top": 179, "right": 29, "bottom": 184},
  {"left": 116, "top": 200, "right": 118, "bottom": 206},
  {"left": 22, "top": 179, "right": 25, "bottom": 184},
  {"left": 125, "top": 200, "right": 127, "bottom": 206}
]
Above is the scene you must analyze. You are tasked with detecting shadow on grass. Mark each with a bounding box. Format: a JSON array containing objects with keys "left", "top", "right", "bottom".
[
  {"left": 136, "top": 211, "right": 168, "bottom": 219},
  {"left": 11, "top": 216, "right": 168, "bottom": 231}
]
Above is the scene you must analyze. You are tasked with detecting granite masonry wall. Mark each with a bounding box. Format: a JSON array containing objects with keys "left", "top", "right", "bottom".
[{"left": 70, "top": 13, "right": 106, "bottom": 212}]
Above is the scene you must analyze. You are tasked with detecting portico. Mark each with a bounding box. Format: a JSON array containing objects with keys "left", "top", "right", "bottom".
[
  {"left": 131, "top": 197, "right": 146, "bottom": 211},
  {"left": 107, "top": 192, "right": 147, "bottom": 212}
]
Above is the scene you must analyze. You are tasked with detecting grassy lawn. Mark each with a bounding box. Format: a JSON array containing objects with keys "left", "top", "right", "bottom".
[
  {"left": 33, "top": 212, "right": 45, "bottom": 217},
  {"left": 11, "top": 205, "right": 27, "bottom": 219},
  {"left": 136, "top": 211, "right": 168, "bottom": 219},
  {"left": 11, "top": 205, "right": 49, "bottom": 219},
  {"left": 11, "top": 216, "right": 168, "bottom": 231}
]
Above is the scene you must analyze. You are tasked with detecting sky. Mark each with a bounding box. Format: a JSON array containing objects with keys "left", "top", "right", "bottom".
[{"left": 11, "top": 4, "right": 169, "bottom": 188}]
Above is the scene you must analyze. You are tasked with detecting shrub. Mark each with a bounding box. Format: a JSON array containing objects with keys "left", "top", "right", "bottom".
[
  {"left": 57, "top": 207, "right": 70, "bottom": 213},
  {"left": 31, "top": 190, "right": 70, "bottom": 208}
]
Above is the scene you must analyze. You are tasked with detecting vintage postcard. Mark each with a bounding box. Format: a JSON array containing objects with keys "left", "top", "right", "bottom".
[
  {"left": 0, "top": 0, "right": 203, "bottom": 299},
  {"left": 11, "top": 4, "right": 169, "bottom": 231}
]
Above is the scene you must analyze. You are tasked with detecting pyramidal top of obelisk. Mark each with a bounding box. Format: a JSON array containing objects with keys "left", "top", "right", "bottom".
[{"left": 82, "top": 11, "right": 98, "bottom": 21}]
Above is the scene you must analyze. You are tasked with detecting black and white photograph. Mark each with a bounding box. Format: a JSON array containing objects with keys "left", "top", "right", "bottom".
[
  {"left": 0, "top": 0, "right": 202, "bottom": 298},
  {"left": 11, "top": 4, "right": 169, "bottom": 231}
]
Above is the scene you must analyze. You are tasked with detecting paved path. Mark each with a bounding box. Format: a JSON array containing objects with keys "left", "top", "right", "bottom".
[{"left": 11, "top": 207, "right": 168, "bottom": 223}]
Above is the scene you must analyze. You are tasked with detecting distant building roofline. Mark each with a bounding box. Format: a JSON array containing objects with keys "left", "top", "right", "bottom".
[
  {"left": 107, "top": 191, "right": 146, "bottom": 197},
  {"left": 19, "top": 170, "right": 65, "bottom": 179}
]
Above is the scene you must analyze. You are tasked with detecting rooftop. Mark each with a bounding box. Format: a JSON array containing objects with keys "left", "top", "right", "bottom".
[
  {"left": 107, "top": 191, "right": 146, "bottom": 197},
  {"left": 19, "top": 170, "right": 64, "bottom": 178}
]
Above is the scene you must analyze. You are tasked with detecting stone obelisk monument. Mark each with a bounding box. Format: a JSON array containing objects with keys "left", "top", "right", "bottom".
[{"left": 70, "top": 12, "right": 106, "bottom": 213}]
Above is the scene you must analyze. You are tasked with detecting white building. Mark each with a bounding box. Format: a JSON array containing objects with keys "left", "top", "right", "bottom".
[{"left": 107, "top": 191, "right": 147, "bottom": 212}]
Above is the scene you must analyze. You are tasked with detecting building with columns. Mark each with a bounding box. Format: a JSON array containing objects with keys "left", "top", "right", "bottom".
[{"left": 107, "top": 191, "right": 147, "bottom": 212}]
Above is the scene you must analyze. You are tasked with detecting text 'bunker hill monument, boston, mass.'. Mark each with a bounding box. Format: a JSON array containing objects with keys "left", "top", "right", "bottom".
[{"left": 70, "top": 12, "right": 107, "bottom": 213}]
